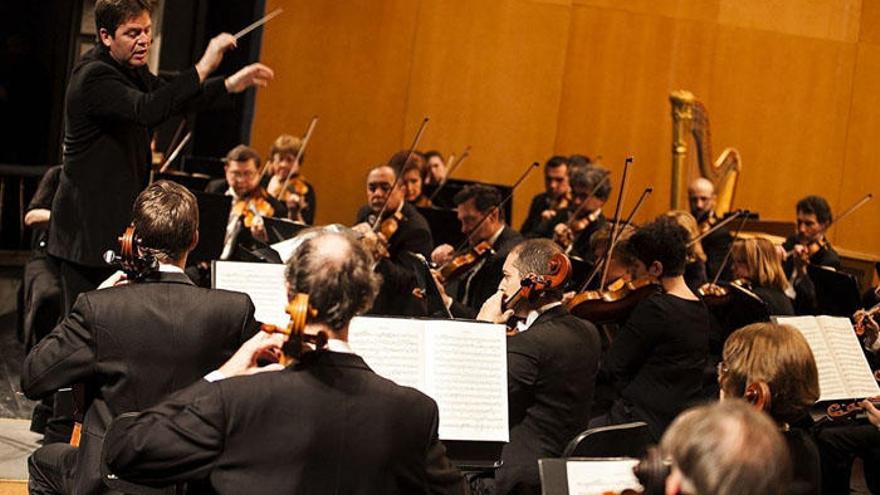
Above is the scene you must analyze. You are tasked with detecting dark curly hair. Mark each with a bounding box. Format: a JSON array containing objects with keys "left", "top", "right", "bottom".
[
  {"left": 627, "top": 216, "right": 689, "bottom": 277},
  {"left": 95, "top": 0, "right": 152, "bottom": 37}
]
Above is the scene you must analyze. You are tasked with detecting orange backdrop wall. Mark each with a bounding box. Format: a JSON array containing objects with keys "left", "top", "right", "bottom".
[{"left": 251, "top": 0, "right": 880, "bottom": 257}]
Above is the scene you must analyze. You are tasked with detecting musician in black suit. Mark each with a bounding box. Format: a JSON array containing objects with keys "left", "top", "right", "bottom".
[
  {"left": 353, "top": 164, "right": 434, "bottom": 316},
  {"left": 24, "top": 181, "right": 258, "bottom": 495},
  {"left": 688, "top": 177, "right": 732, "bottom": 281},
  {"left": 432, "top": 184, "right": 523, "bottom": 319},
  {"left": 48, "top": 0, "right": 273, "bottom": 312},
  {"left": 103, "top": 229, "right": 468, "bottom": 495},
  {"left": 549, "top": 165, "right": 611, "bottom": 261},
  {"left": 477, "top": 239, "right": 601, "bottom": 495},
  {"left": 781, "top": 195, "right": 842, "bottom": 314},
  {"left": 520, "top": 156, "right": 570, "bottom": 238}
]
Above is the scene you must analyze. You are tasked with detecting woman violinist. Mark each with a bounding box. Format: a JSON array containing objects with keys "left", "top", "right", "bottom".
[
  {"left": 590, "top": 217, "right": 712, "bottom": 441},
  {"left": 731, "top": 237, "right": 795, "bottom": 316},
  {"left": 263, "top": 134, "right": 317, "bottom": 224},
  {"left": 663, "top": 210, "right": 708, "bottom": 293},
  {"left": 394, "top": 151, "right": 432, "bottom": 208}
]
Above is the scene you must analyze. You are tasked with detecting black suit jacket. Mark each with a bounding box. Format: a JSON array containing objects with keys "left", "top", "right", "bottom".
[
  {"left": 21, "top": 271, "right": 258, "bottom": 494},
  {"left": 48, "top": 46, "right": 228, "bottom": 267},
  {"left": 782, "top": 235, "right": 842, "bottom": 314},
  {"left": 520, "top": 192, "right": 552, "bottom": 238},
  {"left": 496, "top": 306, "right": 601, "bottom": 495},
  {"left": 450, "top": 226, "right": 523, "bottom": 319},
  {"left": 104, "top": 351, "right": 468, "bottom": 495},
  {"left": 356, "top": 203, "right": 434, "bottom": 316}
]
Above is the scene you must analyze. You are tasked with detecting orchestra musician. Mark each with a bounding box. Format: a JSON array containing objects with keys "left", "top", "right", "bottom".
[
  {"left": 658, "top": 400, "right": 792, "bottom": 495},
  {"left": 594, "top": 216, "right": 711, "bottom": 441},
  {"left": 550, "top": 165, "right": 612, "bottom": 261},
  {"left": 730, "top": 237, "right": 795, "bottom": 316},
  {"left": 206, "top": 145, "right": 288, "bottom": 260},
  {"left": 23, "top": 181, "right": 259, "bottom": 495},
  {"left": 431, "top": 184, "right": 523, "bottom": 318},
  {"left": 102, "top": 229, "right": 468, "bottom": 495},
  {"left": 475, "top": 239, "right": 600, "bottom": 495},
  {"left": 718, "top": 322, "right": 822, "bottom": 495},
  {"left": 263, "top": 134, "right": 317, "bottom": 224},
  {"left": 48, "top": 0, "right": 273, "bottom": 312},
  {"left": 422, "top": 149, "right": 446, "bottom": 186},
  {"left": 393, "top": 150, "right": 432, "bottom": 207},
  {"left": 781, "top": 195, "right": 842, "bottom": 314},
  {"left": 687, "top": 177, "right": 732, "bottom": 281},
  {"left": 352, "top": 164, "right": 433, "bottom": 316},
  {"left": 663, "top": 210, "right": 708, "bottom": 293},
  {"left": 520, "top": 156, "right": 571, "bottom": 237}
]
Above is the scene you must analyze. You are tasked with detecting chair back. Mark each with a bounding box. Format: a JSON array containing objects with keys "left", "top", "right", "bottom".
[{"left": 563, "top": 421, "right": 651, "bottom": 458}]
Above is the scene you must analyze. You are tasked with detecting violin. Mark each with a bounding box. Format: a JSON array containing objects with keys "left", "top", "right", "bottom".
[
  {"left": 548, "top": 191, "right": 571, "bottom": 213},
  {"left": 566, "top": 276, "right": 662, "bottom": 325},
  {"left": 278, "top": 176, "right": 311, "bottom": 216},
  {"left": 259, "top": 293, "right": 325, "bottom": 365},
  {"left": 853, "top": 301, "right": 880, "bottom": 337},
  {"left": 697, "top": 278, "right": 758, "bottom": 308},
  {"left": 103, "top": 224, "right": 158, "bottom": 280},
  {"left": 438, "top": 241, "right": 494, "bottom": 282},
  {"left": 502, "top": 253, "right": 571, "bottom": 328},
  {"left": 231, "top": 189, "right": 275, "bottom": 228},
  {"left": 826, "top": 398, "right": 880, "bottom": 421}
]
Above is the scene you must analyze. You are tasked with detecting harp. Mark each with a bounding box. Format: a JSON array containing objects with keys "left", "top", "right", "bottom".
[{"left": 670, "top": 90, "right": 741, "bottom": 217}]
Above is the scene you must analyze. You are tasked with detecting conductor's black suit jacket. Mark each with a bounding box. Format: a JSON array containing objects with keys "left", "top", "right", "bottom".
[
  {"left": 49, "top": 46, "right": 228, "bottom": 267},
  {"left": 104, "top": 351, "right": 469, "bottom": 495},
  {"left": 21, "top": 271, "right": 258, "bottom": 494}
]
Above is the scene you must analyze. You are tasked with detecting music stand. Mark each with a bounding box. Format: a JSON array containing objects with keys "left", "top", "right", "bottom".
[
  {"left": 187, "top": 191, "right": 231, "bottom": 266},
  {"left": 808, "top": 265, "right": 861, "bottom": 317},
  {"left": 416, "top": 206, "right": 465, "bottom": 248}
]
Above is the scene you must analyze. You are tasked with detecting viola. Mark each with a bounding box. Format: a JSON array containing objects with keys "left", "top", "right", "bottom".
[
  {"left": 502, "top": 253, "right": 571, "bottom": 332},
  {"left": 231, "top": 189, "right": 275, "bottom": 228},
  {"left": 260, "top": 293, "right": 325, "bottom": 364},
  {"left": 378, "top": 208, "right": 405, "bottom": 242},
  {"left": 566, "top": 276, "right": 662, "bottom": 325},
  {"left": 278, "top": 176, "right": 310, "bottom": 215},
  {"left": 697, "top": 278, "right": 755, "bottom": 308},
  {"left": 853, "top": 302, "right": 880, "bottom": 337},
  {"left": 548, "top": 191, "right": 571, "bottom": 213},
  {"left": 826, "top": 397, "right": 880, "bottom": 421},
  {"left": 438, "top": 241, "right": 494, "bottom": 282}
]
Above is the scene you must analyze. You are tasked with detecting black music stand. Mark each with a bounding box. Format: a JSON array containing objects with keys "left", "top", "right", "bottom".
[
  {"left": 187, "top": 191, "right": 230, "bottom": 266},
  {"left": 416, "top": 206, "right": 465, "bottom": 248},
  {"left": 808, "top": 265, "right": 861, "bottom": 317}
]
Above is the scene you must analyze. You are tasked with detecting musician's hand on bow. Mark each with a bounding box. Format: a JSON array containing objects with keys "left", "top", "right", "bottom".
[
  {"left": 861, "top": 399, "right": 880, "bottom": 428},
  {"left": 218, "top": 331, "right": 287, "bottom": 378},
  {"left": 98, "top": 270, "right": 128, "bottom": 290},
  {"left": 553, "top": 223, "right": 573, "bottom": 249},
  {"left": 430, "top": 269, "right": 453, "bottom": 308},
  {"left": 225, "top": 63, "right": 275, "bottom": 93},
  {"left": 855, "top": 309, "right": 880, "bottom": 349},
  {"left": 249, "top": 215, "right": 268, "bottom": 242},
  {"left": 431, "top": 244, "right": 454, "bottom": 266},
  {"left": 792, "top": 244, "right": 810, "bottom": 274},
  {"left": 196, "top": 33, "right": 237, "bottom": 81},
  {"left": 540, "top": 208, "right": 556, "bottom": 221},
  {"left": 477, "top": 290, "right": 514, "bottom": 325},
  {"left": 352, "top": 223, "right": 388, "bottom": 259}
]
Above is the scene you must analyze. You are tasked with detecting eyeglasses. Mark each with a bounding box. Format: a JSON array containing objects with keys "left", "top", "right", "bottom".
[{"left": 228, "top": 170, "right": 256, "bottom": 179}]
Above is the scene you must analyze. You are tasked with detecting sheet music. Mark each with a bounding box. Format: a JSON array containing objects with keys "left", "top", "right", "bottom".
[
  {"left": 213, "top": 261, "right": 288, "bottom": 327},
  {"left": 777, "top": 316, "right": 880, "bottom": 401},
  {"left": 424, "top": 320, "right": 508, "bottom": 441},
  {"left": 270, "top": 237, "right": 301, "bottom": 263},
  {"left": 349, "top": 317, "right": 509, "bottom": 443},
  {"left": 348, "top": 317, "right": 426, "bottom": 389},
  {"left": 565, "top": 459, "right": 642, "bottom": 495}
]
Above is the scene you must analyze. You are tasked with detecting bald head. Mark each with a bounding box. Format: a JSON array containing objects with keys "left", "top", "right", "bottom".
[
  {"left": 285, "top": 230, "right": 381, "bottom": 332},
  {"left": 688, "top": 177, "right": 716, "bottom": 221},
  {"left": 661, "top": 400, "right": 791, "bottom": 495}
]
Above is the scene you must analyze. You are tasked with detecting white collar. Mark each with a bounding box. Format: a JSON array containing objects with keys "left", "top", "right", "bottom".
[
  {"left": 516, "top": 301, "right": 562, "bottom": 333},
  {"left": 487, "top": 225, "right": 505, "bottom": 246},
  {"left": 158, "top": 263, "right": 184, "bottom": 274},
  {"left": 326, "top": 339, "right": 355, "bottom": 354}
]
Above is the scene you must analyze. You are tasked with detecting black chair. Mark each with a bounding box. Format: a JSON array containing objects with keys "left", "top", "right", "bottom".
[{"left": 562, "top": 421, "right": 651, "bottom": 458}]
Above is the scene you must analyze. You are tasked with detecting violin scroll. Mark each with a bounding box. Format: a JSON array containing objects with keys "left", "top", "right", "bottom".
[
  {"left": 260, "top": 293, "right": 325, "bottom": 364},
  {"left": 103, "top": 224, "right": 158, "bottom": 280}
]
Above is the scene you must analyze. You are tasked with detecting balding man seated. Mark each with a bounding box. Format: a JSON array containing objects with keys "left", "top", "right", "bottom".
[
  {"left": 657, "top": 400, "right": 791, "bottom": 495},
  {"left": 102, "top": 229, "right": 467, "bottom": 495},
  {"left": 687, "top": 177, "right": 732, "bottom": 281}
]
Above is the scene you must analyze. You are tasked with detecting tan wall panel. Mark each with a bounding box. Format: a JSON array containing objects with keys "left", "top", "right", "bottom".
[
  {"left": 708, "top": 28, "right": 856, "bottom": 226},
  {"left": 571, "top": 0, "right": 720, "bottom": 23},
  {"left": 404, "top": 0, "right": 572, "bottom": 227},
  {"left": 718, "top": 0, "right": 862, "bottom": 42},
  {"left": 860, "top": 0, "right": 880, "bottom": 44},
  {"left": 835, "top": 43, "right": 880, "bottom": 254},
  {"left": 252, "top": 0, "right": 420, "bottom": 225},
  {"left": 556, "top": 7, "right": 719, "bottom": 224}
]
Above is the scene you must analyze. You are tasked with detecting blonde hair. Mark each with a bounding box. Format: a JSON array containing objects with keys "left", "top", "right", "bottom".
[
  {"left": 269, "top": 134, "right": 304, "bottom": 162},
  {"left": 721, "top": 323, "right": 820, "bottom": 424},
  {"left": 731, "top": 238, "right": 790, "bottom": 292},
  {"left": 664, "top": 210, "right": 706, "bottom": 263}
]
